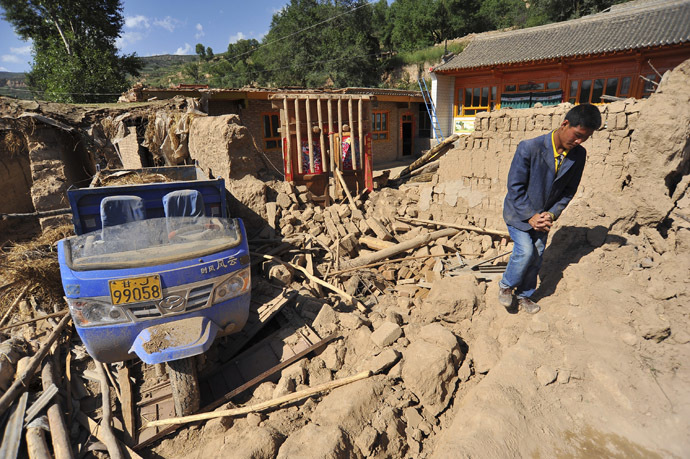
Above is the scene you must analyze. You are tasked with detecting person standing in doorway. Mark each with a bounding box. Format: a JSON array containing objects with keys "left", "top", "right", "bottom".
[{"left": 498, "top": 104, "right": 602, "bottom": 313}]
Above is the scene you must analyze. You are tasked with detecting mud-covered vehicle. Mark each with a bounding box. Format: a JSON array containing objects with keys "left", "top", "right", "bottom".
[{"left": 57, "top": 166, "right": 251, "bottom": 416}]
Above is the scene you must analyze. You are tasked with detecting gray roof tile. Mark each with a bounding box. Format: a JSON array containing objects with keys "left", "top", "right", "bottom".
[{"left": 435, "top": 0, "right": 690, "bottom": 71}]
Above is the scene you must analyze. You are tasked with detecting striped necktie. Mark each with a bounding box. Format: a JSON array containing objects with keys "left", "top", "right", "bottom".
[{"left": 556, "top": 154, "right": 564, "bottom": 173}]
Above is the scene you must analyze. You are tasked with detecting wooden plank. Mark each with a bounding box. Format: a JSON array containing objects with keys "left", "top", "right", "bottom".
[
  {"left": 305, "top": 97, "right": 314, "bottom": 173},
  {"left": 295, "top": 98, "right": 303, "bottom": 175},
  {"left": 118, "top": 365, "right": 136, "bottom": 446}
]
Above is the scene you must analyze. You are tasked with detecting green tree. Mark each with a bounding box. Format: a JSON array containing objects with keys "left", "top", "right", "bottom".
[
  {"left": 183, "top": 62, "right": 201, "bottom": 84},
  {"left": 254, "top": 0, "right": 380, "bottom": 87},
  {"left": 0, "top": 0, "right": 141, "bottom": 103},
  {"left": 206, "top": 46, "right": 214, "bottom": 60},
  {"left": 195, "top": 43, "right": 206, "bottom": 60}
]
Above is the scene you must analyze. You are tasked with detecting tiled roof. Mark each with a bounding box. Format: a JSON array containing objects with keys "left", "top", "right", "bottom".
[{"left": 435, "top": 0, "right": 690, "bottom": 71}]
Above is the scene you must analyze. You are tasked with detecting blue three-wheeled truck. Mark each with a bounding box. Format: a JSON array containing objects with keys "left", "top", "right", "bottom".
[{"left": 57, "top": 166, "right": 251, "bottom": 416}]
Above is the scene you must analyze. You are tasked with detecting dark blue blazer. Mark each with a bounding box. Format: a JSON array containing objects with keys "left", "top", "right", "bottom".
[{"left": 503, "top": 133, "right": 586, "bottom": 231}]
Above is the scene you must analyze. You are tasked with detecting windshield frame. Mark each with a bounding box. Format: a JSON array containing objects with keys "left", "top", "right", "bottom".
[{"left": 63, "top": 217, "right": 243, "bottom": 271}]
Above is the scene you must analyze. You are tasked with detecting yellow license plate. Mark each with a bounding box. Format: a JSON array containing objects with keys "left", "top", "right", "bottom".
[{"left": 109, "top": 275, "right": 162, "bottom": 305}]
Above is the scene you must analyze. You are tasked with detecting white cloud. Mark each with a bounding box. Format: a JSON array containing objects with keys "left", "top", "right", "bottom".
[
  {"left": 1, "top": 55, "right": 20, "bottom": 63},
  {"left": 195, "top": 23, "right": 204, "bottom": 40},
  {"left": 175, "top": 43, "right": 192, "bottom": 55},
  {"left": 228, "top": 32, "right": 246, "bottom": 44},
  {"left": 125, "top": 15, "right": 150, "bottom": 29},
  {"left": 0, "top": 66, "right": 8, "bottom": 71},
  {"left": 10, "top": 45, "right": 31, "bottom": 55},
  {"left": 154, "top": 16, "right": 180, "bottom": 33},
  {"left": 117, "top": 31, "right": 148, "bottom": 49}
]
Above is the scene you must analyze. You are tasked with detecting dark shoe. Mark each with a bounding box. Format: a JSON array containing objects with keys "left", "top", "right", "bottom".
[
  {"left": 518, "top": 297, "right": 541, "bottom": 314},
  {"left": 498, "top": 286, "right": 513, "bottom": 307}
]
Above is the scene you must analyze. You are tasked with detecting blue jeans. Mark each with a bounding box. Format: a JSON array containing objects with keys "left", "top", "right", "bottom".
[{"left": 499, "top": 225, "right": 548, "bottom": 299}]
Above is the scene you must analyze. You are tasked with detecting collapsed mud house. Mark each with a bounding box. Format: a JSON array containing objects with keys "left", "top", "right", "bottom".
[{"left": 0, "top": 47, "right": 688, "bottom": 459}]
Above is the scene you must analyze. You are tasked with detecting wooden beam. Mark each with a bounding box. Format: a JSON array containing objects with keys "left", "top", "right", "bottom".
[
  {"left": 41, "top": 356, "right": 73, "bottom": 459},
  {"left": 358, "top": 98, "right": 364, "bottom": 169},
  {"left": 316, "top": 98, "right": 327, "bottom": 172},
  {"left": 348, "top": 98, "right": 356, "bottom": 170},
  {"left": 305, "top": 97, "right": 314, "bottom": 173},
  {"left": 118, "top": 365, "right": 135, "bottom": 446},
  {"left": 283, "top": 97, "right": 292, "bottom": 177},
  {"left": 145, "top": 371, "right": 372, "bottom": 428},
  {"left": 327, "top": 99, "right": 335, "bottom": 174},
  {"left": 337, "top": 98, "right": 343, "bottom": 171},
  {"left": 294, "top": 98, "right": 303, "bottom": 175}
]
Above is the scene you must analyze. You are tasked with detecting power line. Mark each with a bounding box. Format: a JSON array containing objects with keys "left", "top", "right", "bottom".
[{"left": 224, "top": 0, "right": 376, "bottom": 63}]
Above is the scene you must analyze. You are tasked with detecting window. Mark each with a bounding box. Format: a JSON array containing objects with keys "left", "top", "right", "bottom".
[
  {"left": 569, "top": 76, "right": 631, "bottom": 103},
  {"left": 262, "top": 113, "right": 280, "bottom": 150},
  {"left": 418, "top": 104, "right": 431, "bottom": 138},
  {"left": 372, "top": 111, "right": 389, "bottom": 141},
  {"left": 642, "top": 74, "right": 658, "bottom": 98},
  {"left": 459, "top": 86, "right": 496, "bottom": 116}
]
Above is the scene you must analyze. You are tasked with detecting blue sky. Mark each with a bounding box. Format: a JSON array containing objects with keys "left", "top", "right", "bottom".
[{"left": 0, "top": 0, "right": 288, "bottom": 73}]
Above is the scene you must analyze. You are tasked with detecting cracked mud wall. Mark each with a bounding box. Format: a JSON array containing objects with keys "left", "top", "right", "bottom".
[
  {"left": 0, "top": 128, "right": 35, "bottom": 237},
  {"left": 434, "top": 58, "right": 690, "bottom": 236}
]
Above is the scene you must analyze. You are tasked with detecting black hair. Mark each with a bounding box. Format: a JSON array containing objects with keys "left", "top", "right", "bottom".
[{"left": 564, "top": 104, "right": 602, "bottom": 130}]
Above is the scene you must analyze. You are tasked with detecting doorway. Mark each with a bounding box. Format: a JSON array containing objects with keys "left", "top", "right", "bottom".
[{"left": 401, "top": 113, "right": 413, "bottom": 156}]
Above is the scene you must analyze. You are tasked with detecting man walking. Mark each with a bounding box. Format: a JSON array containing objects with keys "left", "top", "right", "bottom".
[{"left": 498, "top": 104, "right": 602, "bottom": 313}]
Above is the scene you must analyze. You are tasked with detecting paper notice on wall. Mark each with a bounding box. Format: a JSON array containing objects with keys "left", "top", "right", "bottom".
[{"left": 454, "top": 117, "right": 475, "bottom": 135}]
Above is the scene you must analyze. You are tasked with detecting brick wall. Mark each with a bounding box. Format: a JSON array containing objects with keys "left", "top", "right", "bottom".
[{"left": 425, "top": 100, "right": 642, "bottom": 230}]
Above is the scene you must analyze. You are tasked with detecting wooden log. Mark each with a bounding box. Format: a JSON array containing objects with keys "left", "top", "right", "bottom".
[
  {"left": 94, "top": 362, "right": 123, "bottom": 459},
  {"left": 393, "top": 133, "right": 460, "bottom": 180},
  {"left": 396, "top": 216, "right": 510, "bottom": 238},
  {"left": 41, "top": 355, "right": 73, "bottom": 459},
  {"left": 305, "top": 97, "right": 314, "bottom": 173},
  {"left": 76, "top": 411, "right": 143, "bottom": 459},
  {"left": 283, "top": 97, "right": 292, "bottom": 176},
  {"left": 26, "top": 422, "right": 51, "bottom": 459},
  {"left": 341, "top": 228, "right": 459, "bottom": 270},
  {"left": 294, "top": 98, "right": 303, "bottom": 175},
  {"left": 359, "top": 236, "right": 395, "bottom": 251},
  {"left": 0, "top": 313, "right": 72, "bottom": 417},
  {"left": 145, "top": 370, "right": 372, "bottom": 428},
  {"left": 0, "top": 284, "right": 30, "bottom": 327}
]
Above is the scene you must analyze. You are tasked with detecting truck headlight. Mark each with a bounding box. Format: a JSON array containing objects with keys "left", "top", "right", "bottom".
[
  {"left": 66, "top": 298, "right": 130, "bottom": 326},
  {"left": 212, "top": 268, "right": 251, "bottom": 304}
]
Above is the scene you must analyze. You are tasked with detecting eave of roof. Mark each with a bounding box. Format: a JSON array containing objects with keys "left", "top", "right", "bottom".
[{"left": 434, "top": 0, "right": 690, "bottom": 72}]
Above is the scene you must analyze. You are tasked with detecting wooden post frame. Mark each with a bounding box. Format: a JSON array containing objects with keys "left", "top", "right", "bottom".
[{"left": 358, "top": 98, "right": 364, "bottom": 169}]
